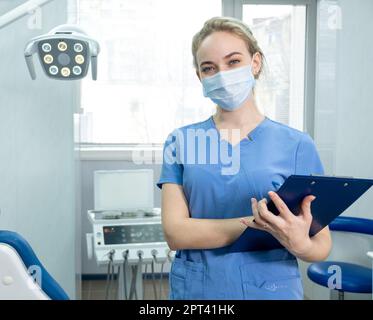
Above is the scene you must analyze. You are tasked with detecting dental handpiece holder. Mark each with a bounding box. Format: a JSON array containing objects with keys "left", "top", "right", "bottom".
[{"left": 85, "top": 170, "right": 174, "bottom": 300}]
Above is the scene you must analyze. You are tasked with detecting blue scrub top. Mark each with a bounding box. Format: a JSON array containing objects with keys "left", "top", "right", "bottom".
[{"left": 157, "top": 115, "right": 324, "bottom": 300}]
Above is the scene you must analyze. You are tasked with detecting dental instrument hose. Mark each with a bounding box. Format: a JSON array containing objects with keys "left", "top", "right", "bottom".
[
  {"left": 151, "top": 249, "right": 159, "bottom": 300},
  {"left": 122, "top": 250, "right": 129, "bottom": 300},
  {"left": 105, "top": 249, "right": 115, "bottom": 300},
  {"left": 129, "top": 250, "right": 143, "bottom": 300}
]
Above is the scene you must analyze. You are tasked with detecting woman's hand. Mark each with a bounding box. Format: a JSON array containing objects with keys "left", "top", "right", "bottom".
[{"left": 240, "top": 191, "right": 316, "bottom": 258}]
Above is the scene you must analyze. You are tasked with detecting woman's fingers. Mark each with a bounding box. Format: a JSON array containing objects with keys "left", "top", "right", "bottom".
[
  {"left": 240, "top": 215, "right": 273, "bottom": 232},
  {"left": 240, "top": 194, "right": 294, "bottom": 233},
  {"left": 267, "top": 191, "right": 293, "bottom": 221},
  {"left": 300, "top": 195, "right": 316, "bottom": 223},
  {"left": 251, "top": 198, "right": 266, "bottom": 226},
  {"left": 257, "top": 197, "right": 284, "bottom": 229},
  {"left": 246, "top": 198, "right": 275, "bottom": 232}
]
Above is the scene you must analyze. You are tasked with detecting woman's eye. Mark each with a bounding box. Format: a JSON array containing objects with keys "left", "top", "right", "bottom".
[
  {"left": 201, "top": 66, "right": 214, "bottom": 73},
  {"left": 229, "top": 59, "right": 240, "bottom": 65}
]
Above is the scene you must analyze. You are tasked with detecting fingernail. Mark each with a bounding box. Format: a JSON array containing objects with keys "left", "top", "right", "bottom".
[
  {"left": 268, "top": 191, "right": 274, "bottom": 195},
  {"left": 251, "top": 198, "right": 255, "bottom": 203}
]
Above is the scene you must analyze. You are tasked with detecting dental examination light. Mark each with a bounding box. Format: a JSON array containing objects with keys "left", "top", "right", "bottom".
[{"left": 24, "top": 24, "right": 100, "bottom": 80}]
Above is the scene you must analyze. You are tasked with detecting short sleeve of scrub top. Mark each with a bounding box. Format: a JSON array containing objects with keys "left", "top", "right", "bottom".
[
  {"left": 157, "top": 116, "right": 325, "bottom": 300},
  {"left": 157, "top": 131, "right": 184, "bottom": 188}
]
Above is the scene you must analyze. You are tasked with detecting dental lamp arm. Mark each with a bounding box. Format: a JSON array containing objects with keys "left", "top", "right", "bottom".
[
  {"left": 24, "top": 40, "right": 38, "bottom": 79},
  {"left": 0, "top": 0, "right": 55, "bottom": 30},
  {"left": 90, "top": 40, "right": 100, "bottom": 80}
]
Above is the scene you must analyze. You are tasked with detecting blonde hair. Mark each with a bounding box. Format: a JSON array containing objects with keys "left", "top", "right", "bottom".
[{"left": 192, "top": 16, "right": 265, "bottom": 79}]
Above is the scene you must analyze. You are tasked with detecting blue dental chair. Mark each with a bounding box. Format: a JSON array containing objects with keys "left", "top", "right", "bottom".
[
  {"left": 0, "top": 230, "right": 69, "bottom": 300},
  {"left": 307, "top": 216, "right": 373, "bottom": 299}
]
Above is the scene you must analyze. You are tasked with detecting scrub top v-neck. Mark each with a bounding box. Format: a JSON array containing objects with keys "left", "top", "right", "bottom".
[{"left": 157, "top": 115, "right": 324, "bottom": 300}]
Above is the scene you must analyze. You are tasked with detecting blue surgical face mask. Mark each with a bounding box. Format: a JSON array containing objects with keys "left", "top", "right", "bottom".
[{"left": 201, "top": 64, "right": 256, "bottom": 111}]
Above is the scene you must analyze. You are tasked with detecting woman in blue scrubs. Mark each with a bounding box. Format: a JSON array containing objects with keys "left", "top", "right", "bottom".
[{"left": 157, "top": 16, "right": 332, "bottom": 300}]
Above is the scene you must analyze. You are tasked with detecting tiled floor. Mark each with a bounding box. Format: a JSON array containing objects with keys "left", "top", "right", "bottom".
[{"left": 82, "top": 277, "right": 170, "bottom": 300}]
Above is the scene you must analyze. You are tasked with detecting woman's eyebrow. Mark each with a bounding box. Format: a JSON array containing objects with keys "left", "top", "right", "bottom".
[
  {"left": 200, "top": 60, "right": 214, "bottom": 67},
  {"left": 200, "top": 51, "right": 243, "bottom": 67},
  {"left": 224, "top": 51, "right": 243, "bottom": 59}
]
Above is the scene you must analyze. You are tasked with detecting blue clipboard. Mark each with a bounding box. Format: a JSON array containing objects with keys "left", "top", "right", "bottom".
[{"left": 228, "top": 174, "right": 373, "bottom": 252}]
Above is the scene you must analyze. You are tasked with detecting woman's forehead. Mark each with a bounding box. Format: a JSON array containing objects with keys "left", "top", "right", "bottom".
[{"left": 196, "top": 31, "right": 248, "bottom": 64}]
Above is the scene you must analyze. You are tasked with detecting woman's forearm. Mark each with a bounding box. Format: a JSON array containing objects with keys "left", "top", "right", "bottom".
[{"left": 165, "top": 217, "right": 247, "bottom": 250}]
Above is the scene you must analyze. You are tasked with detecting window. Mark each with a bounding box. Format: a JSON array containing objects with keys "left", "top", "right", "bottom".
[
  {"left": 70, "top": 0, "right": 222, "bottom": 144},
  {"left": 71, "top": 0, "right": 312, "bottom": 146},
  {"left": 242, "top": 4, "right": 307, "bottom": 131}
]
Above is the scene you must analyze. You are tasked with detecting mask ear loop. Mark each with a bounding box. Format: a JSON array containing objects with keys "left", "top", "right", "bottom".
[
  {"left": 250, "top": 52, "right": 257, "bottom": 78},
  {"left": 249, "top": 53, "right": 258, "bottom": 99}
]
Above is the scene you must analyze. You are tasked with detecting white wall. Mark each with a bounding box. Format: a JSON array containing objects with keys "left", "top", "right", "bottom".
[
  {"left": 0, "top": 0, "right": 78, "bottom": 298},
  {"left": 300, "top": 0, "right": 373, "bottom": 300}
]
